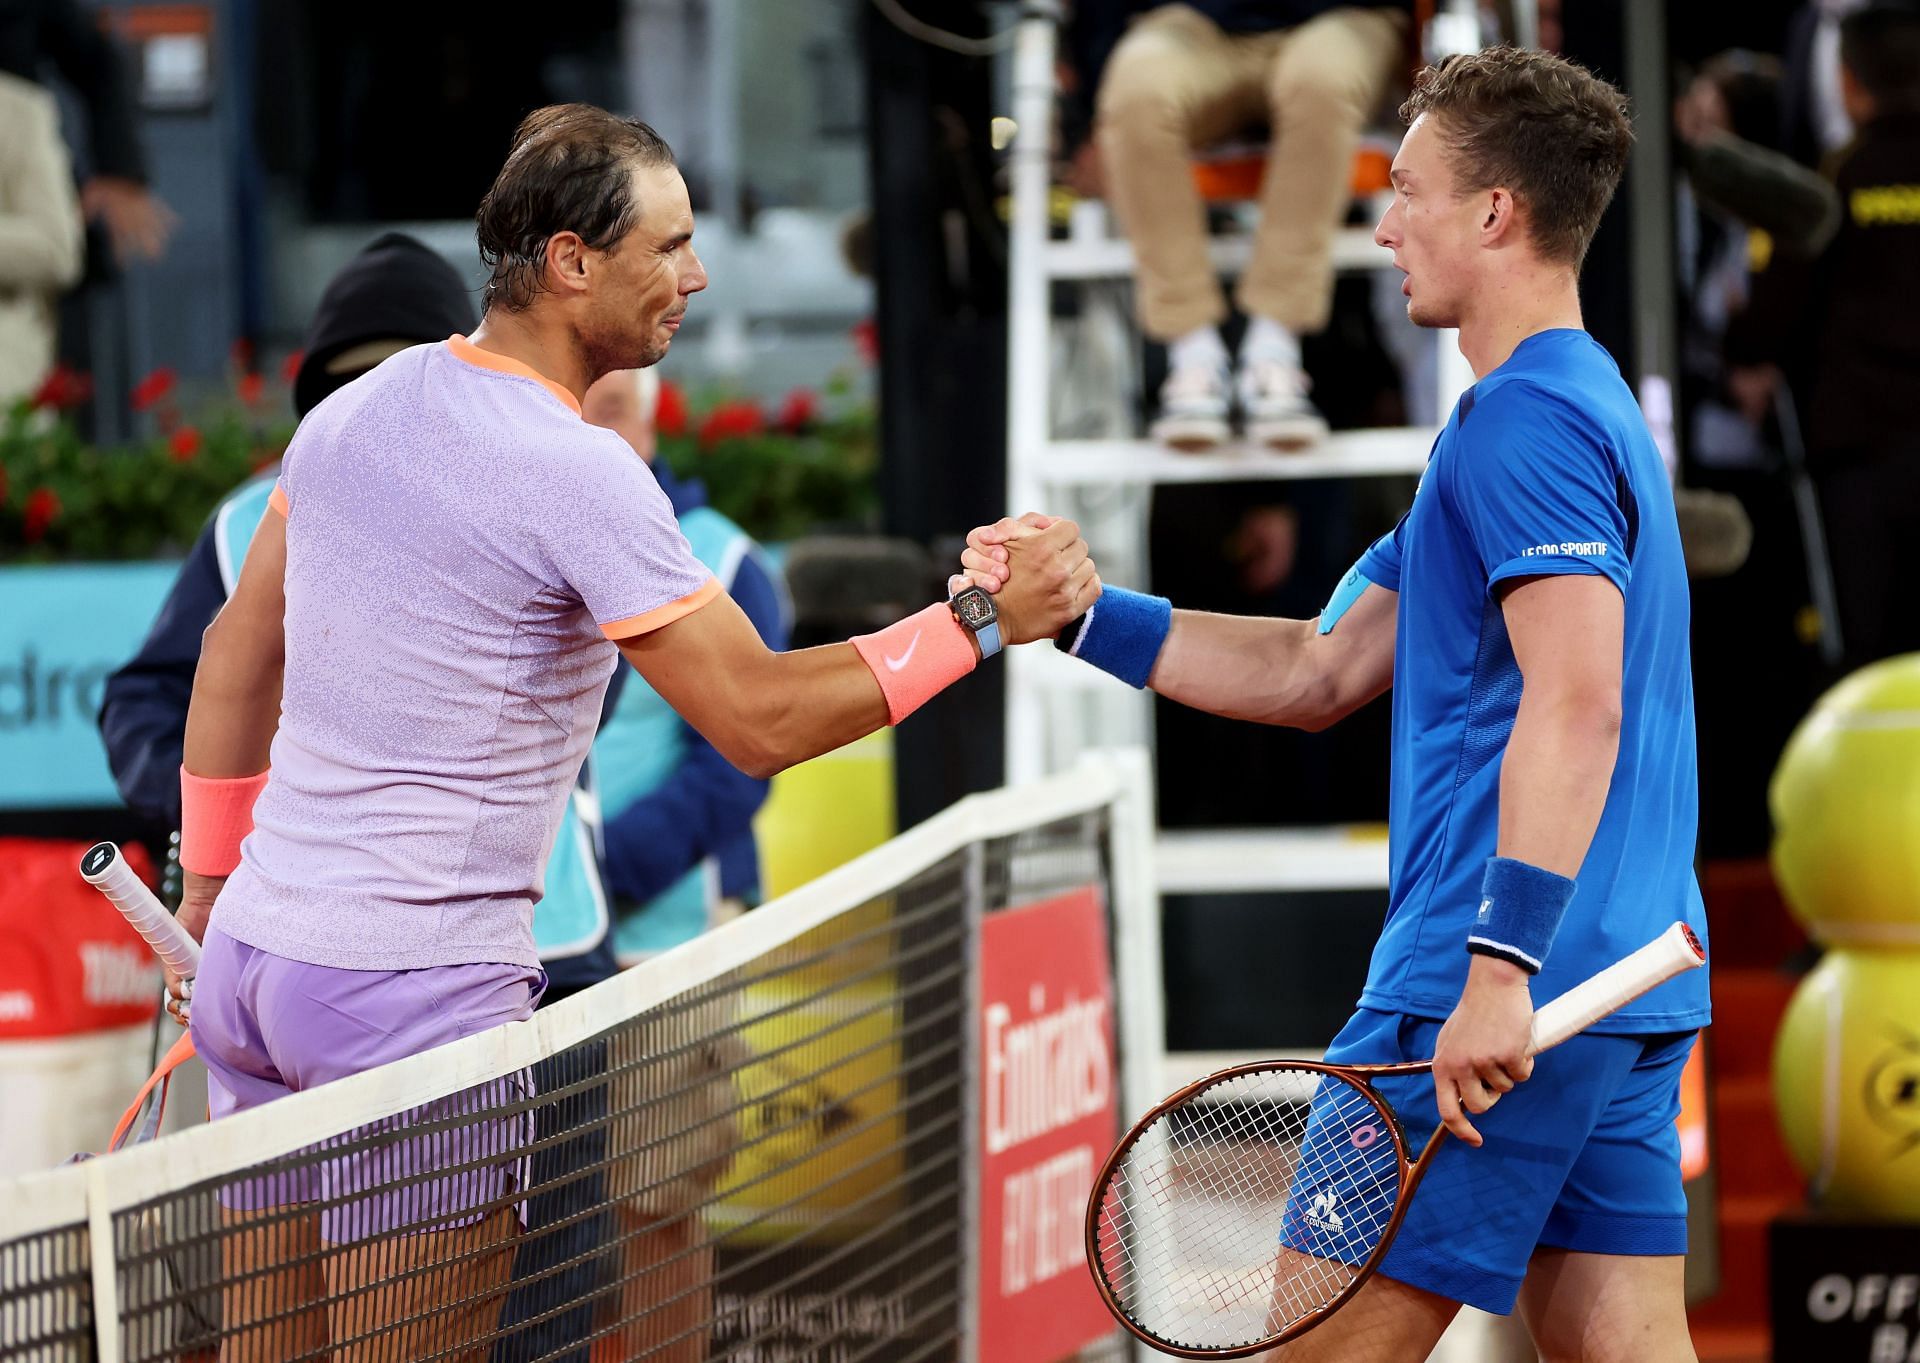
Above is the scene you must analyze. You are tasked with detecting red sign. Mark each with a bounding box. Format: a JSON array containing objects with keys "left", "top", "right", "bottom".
[
  {"left": 978, "top": 886, "right": 1118, "bottom": 1363},
  {"left": 0, "top": 838, "right": 161, "bottom": 1039}
]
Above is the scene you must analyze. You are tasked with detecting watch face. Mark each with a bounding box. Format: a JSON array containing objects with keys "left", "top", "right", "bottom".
[{"left": 953, "top": 587, "right": 996, "bottom": 629}]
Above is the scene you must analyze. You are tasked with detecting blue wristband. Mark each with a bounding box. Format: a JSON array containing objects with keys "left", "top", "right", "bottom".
[
  {"left": 1465, "top": 856, "right": 1577, "bottom": 974},
  {"left": 1057, "top": 587, "right": 1173, "bottom": 689}
]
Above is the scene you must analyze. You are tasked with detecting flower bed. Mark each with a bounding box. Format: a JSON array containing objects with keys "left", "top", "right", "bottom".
[{"left": 1, "top": 361, "right": 876, "bottom": 562}]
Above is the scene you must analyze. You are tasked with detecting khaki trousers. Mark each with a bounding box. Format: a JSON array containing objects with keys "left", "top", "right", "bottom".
[{"left": 1095, "top": 4, "right": 1408, "bottom": 340}]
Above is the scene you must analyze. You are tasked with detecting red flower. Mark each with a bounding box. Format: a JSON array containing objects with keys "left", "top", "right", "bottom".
[
  {"left": 696, "top": 399, "right": 765, "bottom": 449},
  {"left": 238, "top": 372, "right": 266, "bottom": 406},
  {"left": 22, "top": 487, "right": 59, "bottom": 542},
  {"left": 229, "top": 338, "right": 255, "bottom": 371},
  {"left": 656, "top": 380, "right": 688, "bottom": 437},
  {"left": 169, "top": 427, "right": 203, "bottom": 462},
  {"left": 31, "top": 364, "right": 92, "bottom": 410},
  {"left": 851, "top": 317, "right": 879, "bottom": 366},
  {"left": 130, "top": 367, "right": 176, "bottom": 412},
  {"left": 0, "top": 465, "right": 8, "bottom": 506},
  {"left": 776, "top": 388, "right": 819, "bottom": 433},
  {"left": 281, "top": 350, "right": 305, "bottom": 386}
]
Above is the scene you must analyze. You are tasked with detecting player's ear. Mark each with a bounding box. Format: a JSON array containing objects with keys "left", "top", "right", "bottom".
[
  {"left": 544, "top": 230, "right": 592, "bottom": 297},
  {"left": 1480, "top": 187, "right": 1523, "bottom": 250}
]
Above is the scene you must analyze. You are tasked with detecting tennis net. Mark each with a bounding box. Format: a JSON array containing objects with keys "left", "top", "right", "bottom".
[{"left": 0, "top": 752, "right": 1160, "bottom": 1363}]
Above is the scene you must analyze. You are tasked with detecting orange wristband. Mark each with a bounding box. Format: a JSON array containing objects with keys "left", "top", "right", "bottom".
[
  {"left": 851, "top": 603, "right": 978, "bottom": 725},
  {"left": 179, "top": 766, "right": 270, "bottom": 876}
]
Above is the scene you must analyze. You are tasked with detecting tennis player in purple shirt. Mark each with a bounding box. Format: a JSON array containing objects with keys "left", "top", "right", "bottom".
[{"left": 175, "top": 104, "right": 1100, "bottom": 1358}]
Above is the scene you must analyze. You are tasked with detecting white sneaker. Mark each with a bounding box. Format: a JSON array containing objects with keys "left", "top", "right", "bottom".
[
  {"left": 1151, "top": 363, "right": 1231, "bottom": 451},
  {"left": 1238, "top": 360, "right": 1328, "bottom": 451}
]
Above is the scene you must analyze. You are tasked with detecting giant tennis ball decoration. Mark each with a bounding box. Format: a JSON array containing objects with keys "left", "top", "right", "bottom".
[
  {"left": 1770, "top": 656, "right": 1920, "bottom": 946},
  {"left": 1772, "top": 949, "right": 1920, "bottom": 1217}
]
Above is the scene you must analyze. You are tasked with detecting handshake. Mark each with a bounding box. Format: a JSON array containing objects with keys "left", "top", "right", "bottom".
[{"left": 952, "top": 512, "right": 1102, "bottom": 647}]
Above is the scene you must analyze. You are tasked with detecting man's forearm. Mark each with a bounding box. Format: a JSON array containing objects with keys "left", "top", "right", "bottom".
[
  {"left": 181, "top": 613, "right": 283, "bottom": 777},
  {"left": 1149, "top": 581, "right": 1396, "bottom": 731},
  {"left": 1151, "top": 611, "right": 1339, "bottom": 728},
  {"left": 1495, "top": 690, "right": 1621, "bottom": 877}
]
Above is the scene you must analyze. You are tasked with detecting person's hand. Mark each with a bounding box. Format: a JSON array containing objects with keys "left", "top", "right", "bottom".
[
  {"left": 958, "top": 512, "right": 1059, "bottom": 594},
  {"left": 1726, "top": 363, "right": 1782, "bottom": 428},
  {"left": 1673, "top": 74, "right": 1730, "bottom": 149},
  {"left": 1232, "top": 505, "right": 1299, "bottom": 595},
  {"left": 165, "top": 870, "right": 221, "bottom": 1027},
  {"left": 80, "top": 176, "right": 179, "bottom": 264},
  {"left": 982, "top": 515, "right": 1100, "bottom": 645},
  {"left": 1430, "top": 954, "right": 1536, "bottom": 1147},
  {"left": 1066, "top": 142, "right": 1106, "bottom": 199}
]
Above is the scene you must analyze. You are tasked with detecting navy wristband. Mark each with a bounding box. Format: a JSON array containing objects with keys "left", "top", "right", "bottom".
[
  {"left": 1058, "top": 587, "right": 1173, "bottom": 689},
  {"left": 1465, "top": 856, "right": 1576, "bottom": 974}
]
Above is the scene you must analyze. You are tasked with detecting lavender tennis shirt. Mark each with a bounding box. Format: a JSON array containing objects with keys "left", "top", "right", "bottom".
[{"left": 212, "top": 336, "right": 719, "bottom": 971}]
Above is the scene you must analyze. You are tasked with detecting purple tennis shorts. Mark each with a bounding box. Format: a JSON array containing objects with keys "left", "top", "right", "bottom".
[{"left": 191, "top": 925, "right": 546, "bottom": 1242}]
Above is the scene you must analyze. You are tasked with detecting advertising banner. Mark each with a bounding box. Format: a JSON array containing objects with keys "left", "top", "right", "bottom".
[
  {"left": 0, "top": 563, "right": 176, "bottom": 809},
  {"left": 978, "top": 885, "right": 1118, "bottom": 1363}
]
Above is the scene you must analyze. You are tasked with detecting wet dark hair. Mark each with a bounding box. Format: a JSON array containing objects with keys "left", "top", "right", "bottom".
[
  {"left": 474, "top": 104, "right": 676, "bottom": 313},
  {"left": 1402, "top": 46, "right": 1634, "bottom": 268}
]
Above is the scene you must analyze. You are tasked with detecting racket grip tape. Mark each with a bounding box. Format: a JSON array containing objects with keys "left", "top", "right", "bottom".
[
  {"left": 1529, "top": 921, "right": 1704, "bottom": 1053},
  {"left": 79, "top": 842, "right": 202, "bottom": 979}
]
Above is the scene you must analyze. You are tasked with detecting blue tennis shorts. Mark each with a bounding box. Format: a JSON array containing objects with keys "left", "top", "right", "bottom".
[{"left": 1286, "top": 1008, "right": 1695, "bottom": 1315}]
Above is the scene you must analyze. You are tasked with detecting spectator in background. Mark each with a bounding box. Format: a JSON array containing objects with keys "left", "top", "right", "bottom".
[
  {"left": 0, "top": 0, "right": 174, "bottom": 262},
  {"left": 1781, "top": 0, "right": 1872, "bottom": 168},
  {"left": 1729, "top": 0, "right": 1920, "bottom": 670},
  {"left": 1672, "top": 51, "right": 1835, "bottom": 471},
  {"left": 0, "top": 68, "right": 80, "bottom": 402},
  {"left": 1083, "top": 0, "right": 1409, "bottom": 450},
  {"left": 579, "top": 366, "right": 791, "bottom": 963}
]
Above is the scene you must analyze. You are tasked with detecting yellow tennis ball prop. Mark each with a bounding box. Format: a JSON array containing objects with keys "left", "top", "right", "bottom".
[
  {"left": 1770, "top": 655, "right": 1920, "bottom": 947},
  {"left": 1772, "top": 949, "right": 1920, "bottom": 1217}
]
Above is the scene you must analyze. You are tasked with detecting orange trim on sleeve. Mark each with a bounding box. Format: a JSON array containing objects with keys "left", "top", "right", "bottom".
[
  {"left": 268, "top": 484, "right": 289, "bottom": 517},
  {"left": 601, "top": 577, "right": 724, "bottom": 641},
  {"left": 444, "top": 334, "right": 584, "bottom": 414}
]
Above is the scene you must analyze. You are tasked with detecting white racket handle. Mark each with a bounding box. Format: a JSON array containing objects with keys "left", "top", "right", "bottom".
[
  {"left": 1530, "top": 921, "right": 1705, "bottom": 1054},
  {"left": 79, "top": 842, "right": 201, "bottom": 979}
]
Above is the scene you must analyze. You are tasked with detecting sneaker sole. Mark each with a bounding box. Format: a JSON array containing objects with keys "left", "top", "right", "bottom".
[
  {"left": 1151, "top": 415, "right": 1230, "bottom": 451},
  {"left": 1248, "top": 415, "right": 1329, "bottom": 452}
]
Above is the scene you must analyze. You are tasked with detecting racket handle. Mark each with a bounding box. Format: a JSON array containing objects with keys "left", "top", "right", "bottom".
[
  {"left": 79, "top": 842, "right": 201, "bottom": 979},
  {"left": 1530, "top": 921, "right": 1704, "bottom": 1053}
]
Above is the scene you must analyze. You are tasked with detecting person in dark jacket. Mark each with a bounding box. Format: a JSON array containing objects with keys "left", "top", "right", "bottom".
[
  {"left": 1728, "top": 0, "right": 1920, "bottom": 670},
  {"left": 1082, "top": 0, "right": 1410, "bottom": 450}
]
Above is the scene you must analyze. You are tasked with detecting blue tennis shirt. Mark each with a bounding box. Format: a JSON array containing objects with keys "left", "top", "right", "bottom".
[{"left": 1354, "top": 329, "right": 1710, "bottom": 1033}]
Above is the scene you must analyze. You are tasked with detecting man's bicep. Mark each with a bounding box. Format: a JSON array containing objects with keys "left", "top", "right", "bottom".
[
  {"left": 616, "top": 592, "right": 770, "bottom": 744},
  {"left": 1318, "top": 580, "right": 1397, "bottom": 709},
  {"left": 1498, "top": 574, "right": 1623, "bottom": 701}
]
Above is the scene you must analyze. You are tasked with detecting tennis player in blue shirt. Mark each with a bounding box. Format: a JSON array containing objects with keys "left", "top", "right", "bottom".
[{"left": 966, "top": 46, "right": 1709, "bottom": 1363}]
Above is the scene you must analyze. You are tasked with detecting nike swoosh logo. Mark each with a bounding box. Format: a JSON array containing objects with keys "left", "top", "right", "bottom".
[{"left": 883, "top": 631, "right": 922, "bottom": 672}]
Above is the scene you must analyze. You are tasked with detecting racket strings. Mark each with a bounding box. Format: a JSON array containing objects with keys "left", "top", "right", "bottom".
[{"left": 1092, "top": 1068, "right": 1404, "bottom": 1351}]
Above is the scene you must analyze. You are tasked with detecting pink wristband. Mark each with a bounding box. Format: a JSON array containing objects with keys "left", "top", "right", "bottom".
[
  {"left": 851, "top": 603, "right": 978, "bottom": 725},
  {"left": 179, "top": 766, "right": 270, "bottom": 876}
]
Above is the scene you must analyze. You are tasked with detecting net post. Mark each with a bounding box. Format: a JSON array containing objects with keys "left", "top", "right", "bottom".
[
  {"left": 959, "top": 836, "right": 988, "bottom": 1363},
  {"left": 1100, "top": 748, "right": 1165, "bottom": 1131},
  {"left": 83, "top": 1158, "right": 121, "bottom": 1363},
  {"left": 1095, "top": 747, "right": 1172, "bottom": 1363}
]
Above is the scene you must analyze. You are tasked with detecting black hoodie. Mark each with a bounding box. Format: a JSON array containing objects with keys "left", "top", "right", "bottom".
[{"left": 292, "top": 232, "right": 477, "bottom": 417}]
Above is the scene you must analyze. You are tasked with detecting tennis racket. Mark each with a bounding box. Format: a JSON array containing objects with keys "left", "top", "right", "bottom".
[
  {"left": 80, "top": 841, "right": 201, "bottom": 979},
  {"left": 1086, "top": 921, "right": 1705, "bottom": 1358}
]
